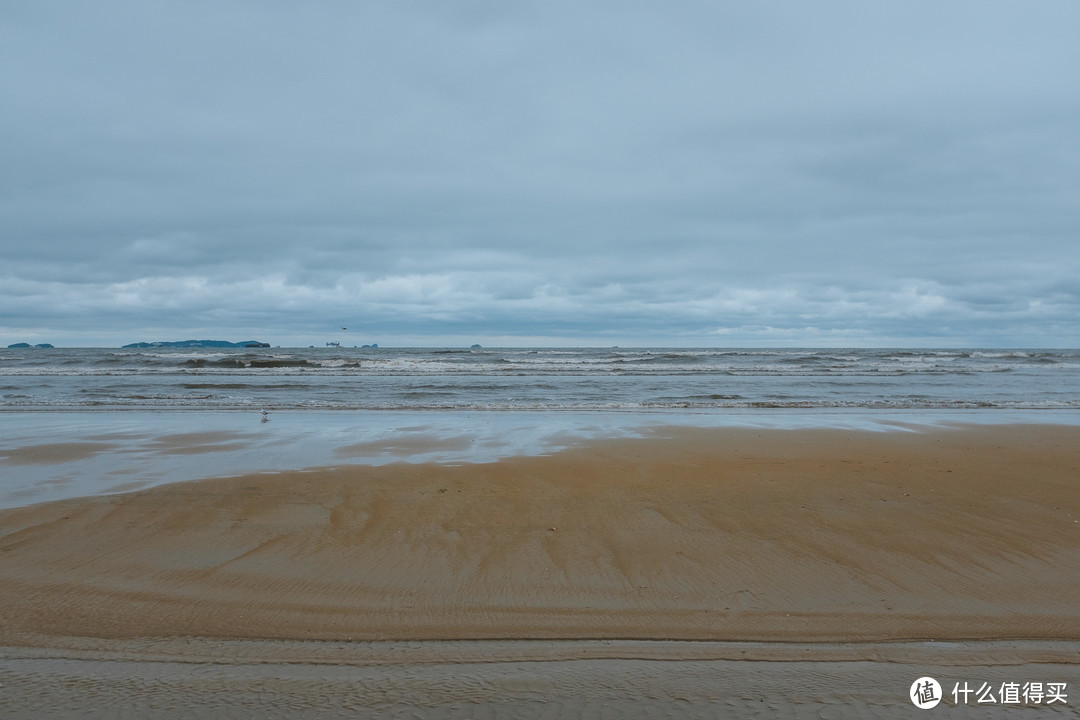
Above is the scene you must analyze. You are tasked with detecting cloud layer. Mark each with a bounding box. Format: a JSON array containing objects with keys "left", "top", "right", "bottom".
[{"left": 2, "top": 1, "right": 1078, "bottom": 346}]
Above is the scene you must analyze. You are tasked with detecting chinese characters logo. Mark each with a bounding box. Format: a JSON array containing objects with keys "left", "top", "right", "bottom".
[{"left": 910, "top": 677, "right": 942, "bottom": 709}]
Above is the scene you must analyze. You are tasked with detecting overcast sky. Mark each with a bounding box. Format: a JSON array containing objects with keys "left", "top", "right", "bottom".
[{"left": 2, "top": 1, "right": 1078, "bottom": 347}]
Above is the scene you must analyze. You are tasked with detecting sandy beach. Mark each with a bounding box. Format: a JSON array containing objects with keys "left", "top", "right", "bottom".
[{"left": 2, "top": 424, "right": 1078, "bottom": 716}]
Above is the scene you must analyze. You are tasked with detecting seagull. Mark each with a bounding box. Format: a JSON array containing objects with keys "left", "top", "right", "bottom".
[{"left": 261, "top": 409, "right": 270, "bottom": 423}]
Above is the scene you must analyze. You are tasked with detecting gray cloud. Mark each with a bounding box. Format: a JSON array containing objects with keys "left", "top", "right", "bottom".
[{"left": 2, "top": 1, "right": 1079, "bottom": 346}]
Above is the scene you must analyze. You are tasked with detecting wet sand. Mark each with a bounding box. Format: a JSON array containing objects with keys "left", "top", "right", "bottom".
[
  {"left": 3, "top": 639, "right": 1077, "bottom": 719},
  {"left": 2, "top": 424, "right": 1078, "bottom": 716}
]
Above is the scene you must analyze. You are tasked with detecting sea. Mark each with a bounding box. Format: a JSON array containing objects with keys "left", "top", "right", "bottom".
[
  {"left": 2, "top": 346, "right": 1079, "bottom": 507},
  {"left": 4, "top": 346, "right": 1079, "bottom": 412}
]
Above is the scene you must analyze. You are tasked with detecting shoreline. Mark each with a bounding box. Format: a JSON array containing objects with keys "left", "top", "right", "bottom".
[
  {"left": 2, "top": 424, "right": 1078, "bottom": 646},
  {"left": 3, "top": 423, "right": 1078, "bottom": 715},
  {"left": 2, "top": 408, "right": 1079, "bottom": 509}
]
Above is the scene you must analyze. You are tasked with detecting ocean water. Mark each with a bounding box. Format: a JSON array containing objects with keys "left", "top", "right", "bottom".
[
  {"left": 2, "top": 347, "right": 1079, "bottom": 508},
  {"left": 2, "top": 346, "right": 1079, "bottom": 411}
]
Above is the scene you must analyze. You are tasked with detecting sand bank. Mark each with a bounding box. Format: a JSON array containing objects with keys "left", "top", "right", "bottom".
[
  {"left": 2, "top": 424, "right": 1078, "bottom": 645},
  {"left": 1, "top": 424, "right": 1078, "bottom": 715}
]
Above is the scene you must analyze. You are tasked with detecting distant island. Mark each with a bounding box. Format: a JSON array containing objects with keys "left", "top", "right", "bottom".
[
  {"left": 122, "top": 340, "right": 270, "bottom": 349},
  {"left": 6, "top": 343, "right": 55, "bottom": 349}
]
